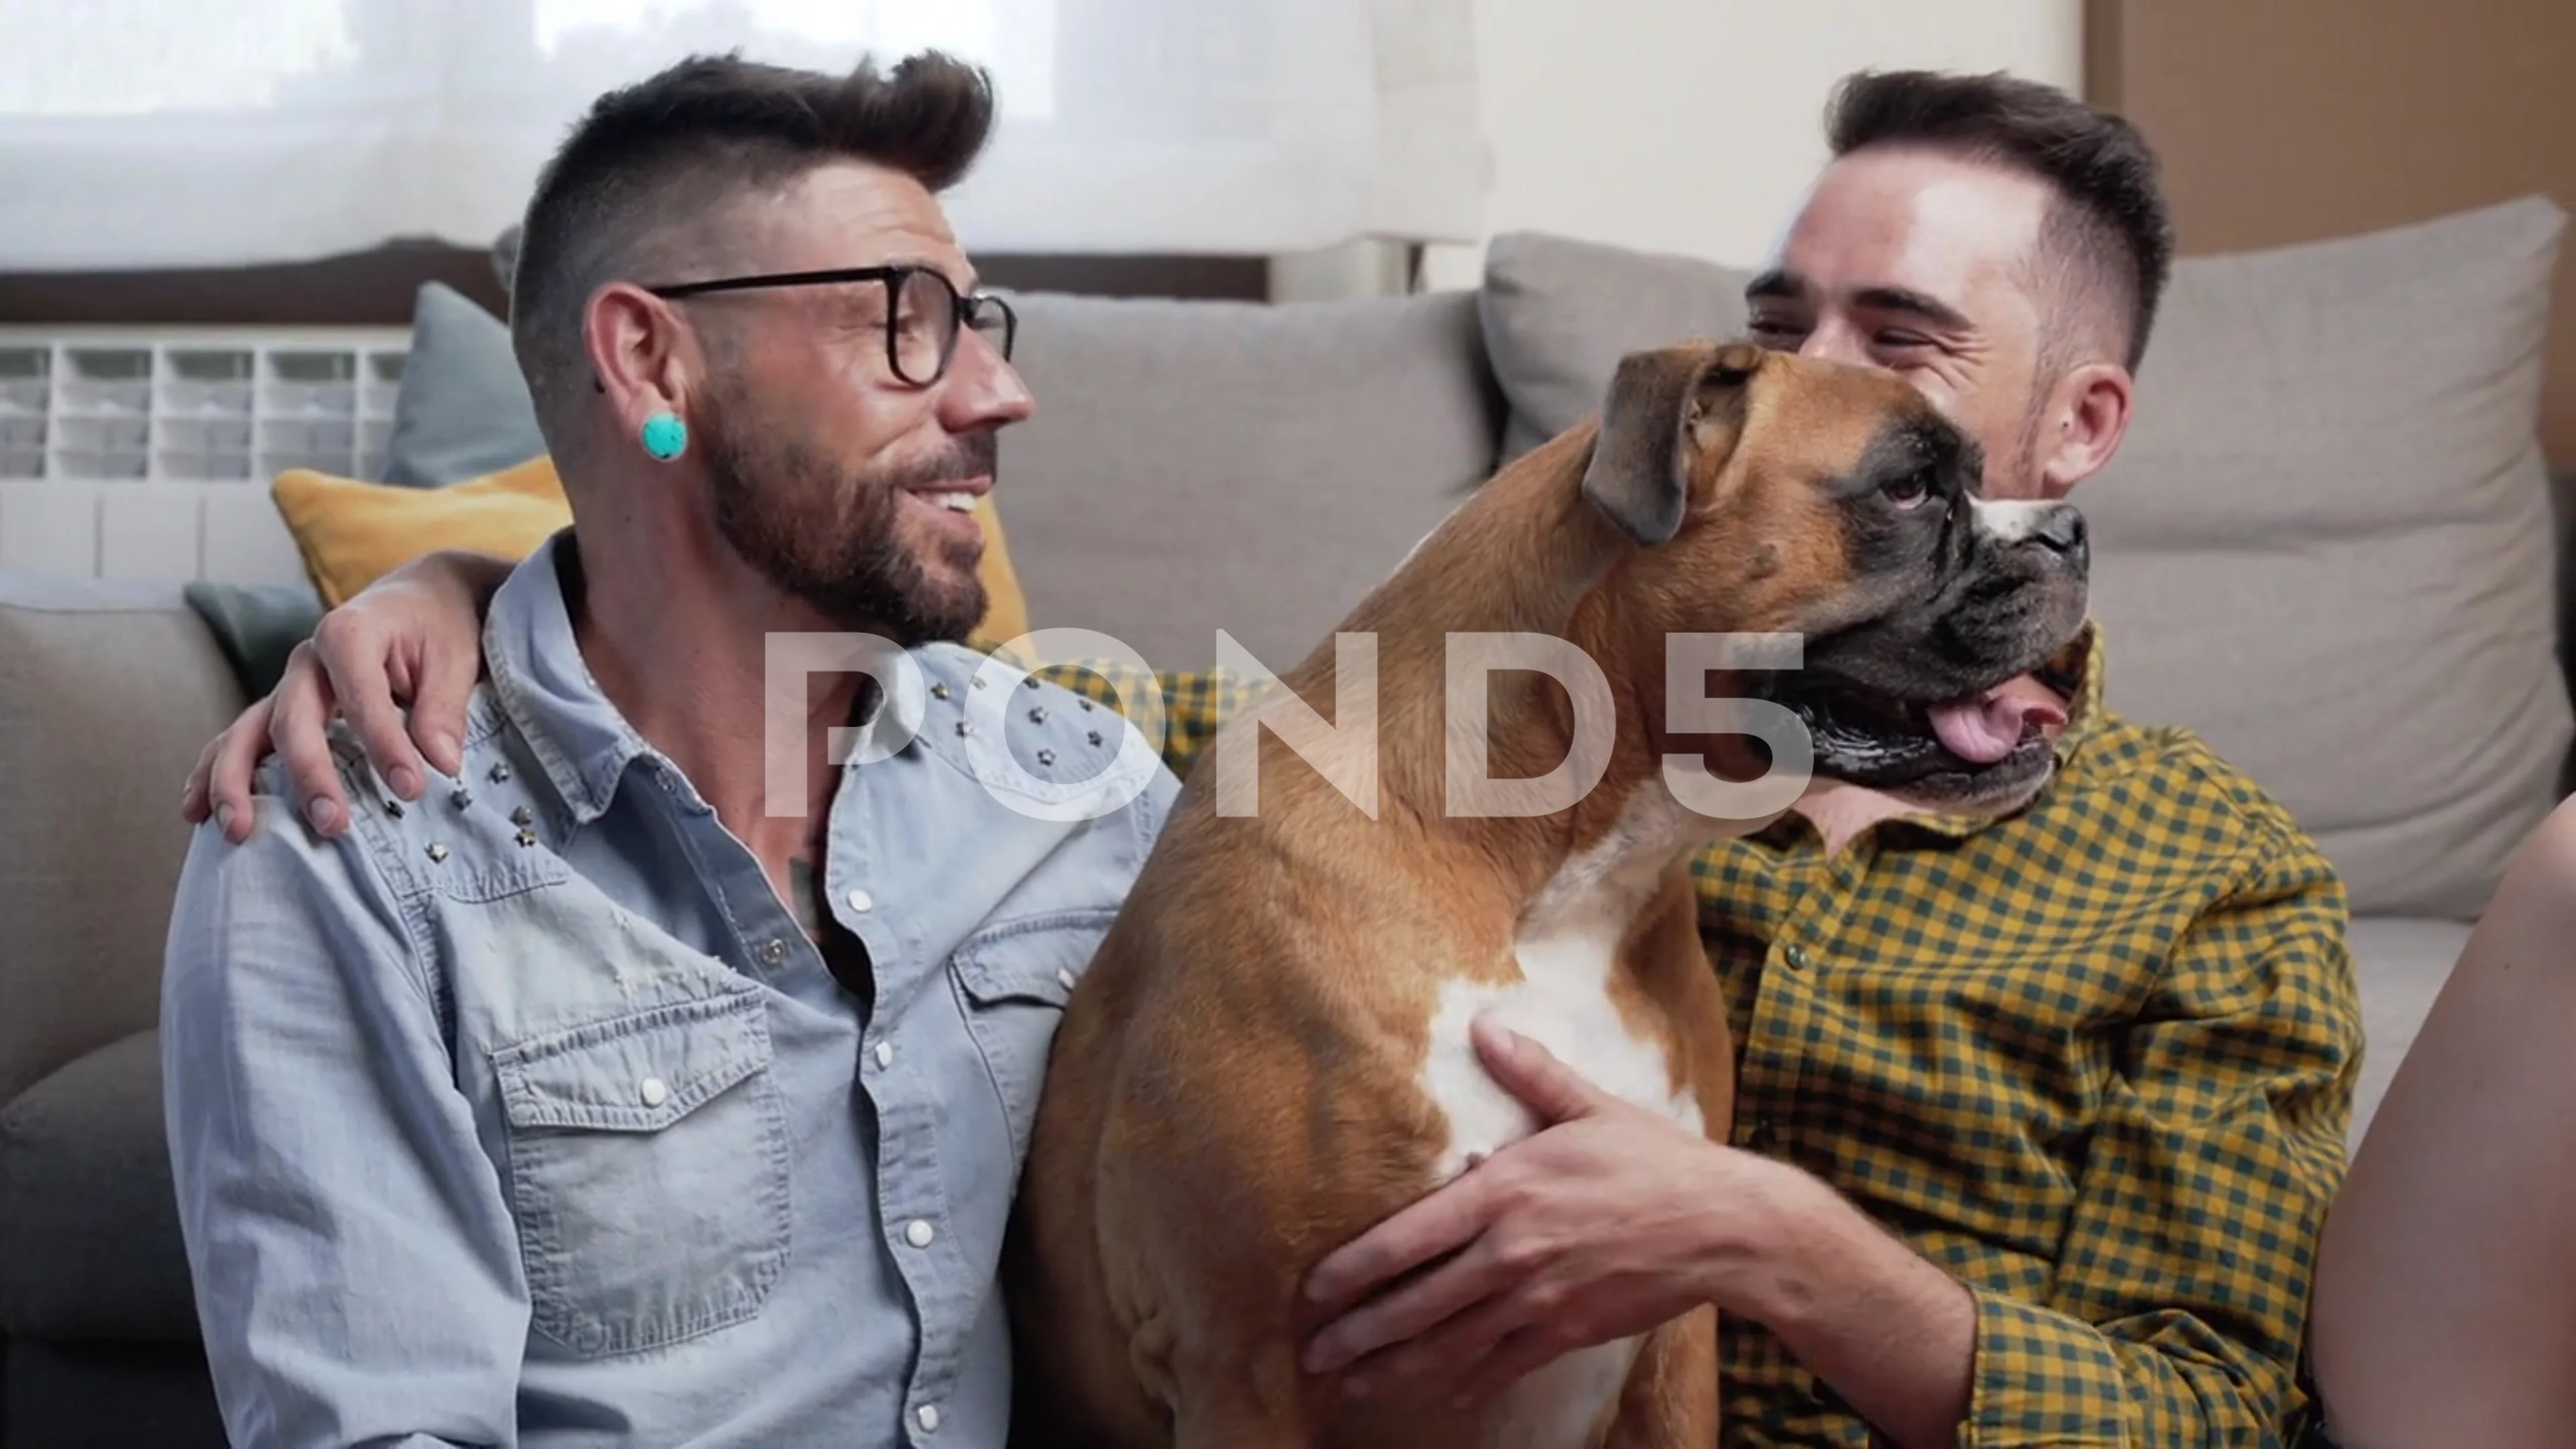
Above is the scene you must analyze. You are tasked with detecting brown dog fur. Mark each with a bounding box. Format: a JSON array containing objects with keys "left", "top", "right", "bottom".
[{"left": 1003, "top": 343, "right": 1971, "bottom": 1448}]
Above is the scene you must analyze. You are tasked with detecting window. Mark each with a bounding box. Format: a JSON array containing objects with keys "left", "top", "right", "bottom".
[{"left": 0, "top": 0, "right": 1483, "bottom": 270}]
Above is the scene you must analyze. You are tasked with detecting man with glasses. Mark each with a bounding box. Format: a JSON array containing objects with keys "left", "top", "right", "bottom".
[{"left": 156, "top": 51, "right": 1158, "bottom": 1448}]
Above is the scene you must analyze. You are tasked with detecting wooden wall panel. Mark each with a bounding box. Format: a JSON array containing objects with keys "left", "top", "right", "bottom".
[{"left": 2088, "top": 0, "right": 2576, "bottom": 464}]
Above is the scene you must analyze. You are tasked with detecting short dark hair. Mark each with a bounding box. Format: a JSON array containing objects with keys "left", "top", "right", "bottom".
[
  {"left": 1824, "top": 69, "right": 2174, "bottom": 373},
  {"left": 510, "top": 50, "right": 997, "bottom": 441}
]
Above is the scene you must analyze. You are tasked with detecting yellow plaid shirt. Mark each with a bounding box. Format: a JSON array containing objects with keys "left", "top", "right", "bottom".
[{"left": 1038, "top": 621, "right": 2362, "bottom": 1447}]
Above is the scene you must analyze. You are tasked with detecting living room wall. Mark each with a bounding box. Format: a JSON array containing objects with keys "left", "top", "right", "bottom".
[
  {"left": 1410, "top": 0, "right": 2084, "bottom": 289},
  {"left": 4, "top": 3, "right": 2088, "bottom": 318},
  {"left": 2087, "top": 0, "right": 2576, "bottom": 467}
]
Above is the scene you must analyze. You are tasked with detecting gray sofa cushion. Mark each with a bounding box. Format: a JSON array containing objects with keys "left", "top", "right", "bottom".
[
  {"left": 2081, "top": 196, "right": 2571, "bottom": 922},
  {"left": 0, "top": 575, "right": 244, "bottom": 1111},
  {"left": 2345, "top": 916, "right": 2473, "bottom": 1152},
  {"left": 998, "top": 288, "right": 1505, "bottom": 674},
  {"left": 0, "top": 1030, "right": 196, "bottom": 1341},
  {"left": 1479, "top": 230, "right": 1752, "bottom": 460}
]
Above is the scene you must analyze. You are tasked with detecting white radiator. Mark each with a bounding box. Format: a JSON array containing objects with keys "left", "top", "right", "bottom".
[{"left": 0, "top": 325, "right": 413, "bottom": 586}]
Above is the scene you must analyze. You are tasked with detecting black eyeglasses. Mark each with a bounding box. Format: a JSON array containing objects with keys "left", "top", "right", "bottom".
[{"left": 643, "top": 264, "right": 1017, "bottom": 387}]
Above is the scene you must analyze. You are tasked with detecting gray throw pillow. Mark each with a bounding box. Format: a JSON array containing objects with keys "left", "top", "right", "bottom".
[
  {"left": 2078, "top": 195, "right": 2570, "bottom": 921},
  {"left": 1479, "top": 231, "right": 1752, "bottom": 460},
  {"left": 181, "top": 579, "right": 325, "bottom": 698},
  {"left": 995, "top": 288, "right": 1503, "bottom": 674},
  {"left": 380, "top": 282, "right": 546, "bottom": 488}
]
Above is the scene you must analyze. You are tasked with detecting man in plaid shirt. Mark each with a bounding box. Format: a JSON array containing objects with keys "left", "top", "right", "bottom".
[
  {"left": 187, "top": 68, "right": 2358, "bottom": 1449},
  {"left": 1281, "top": 71, "right": 2361, "bottom": 1447}
]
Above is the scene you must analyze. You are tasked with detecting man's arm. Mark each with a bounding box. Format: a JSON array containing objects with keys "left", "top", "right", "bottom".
[
  {"left": 1730, "top": 823, "right": 2358, "bottom": 1445},
  {"left": 164, "top": 782, "right": 529, "bottom": 1446},
  {"left": 1917, "top": 828, "right": 2361, "bottom": 1446},
  {"left": 184, "top": 584, "right": 1231, "bottom": 847}
]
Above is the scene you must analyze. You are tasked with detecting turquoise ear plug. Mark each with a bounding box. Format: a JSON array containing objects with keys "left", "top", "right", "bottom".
[{"left": 641, "top": 410, "right": 688, "bottom": 461}]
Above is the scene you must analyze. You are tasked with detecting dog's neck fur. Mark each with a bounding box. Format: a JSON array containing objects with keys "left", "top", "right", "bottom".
[{"left": 1296, "top": 425, "right": 1762, "bottom": 924}]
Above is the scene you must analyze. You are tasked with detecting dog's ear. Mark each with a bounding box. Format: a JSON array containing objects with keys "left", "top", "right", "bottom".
[{"left": 1582, "top": 343, "right": 1762, "bottom": 545}]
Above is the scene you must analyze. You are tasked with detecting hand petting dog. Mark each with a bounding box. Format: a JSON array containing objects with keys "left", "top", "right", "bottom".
[
  {"left": 1302, "top": 1012, "right": 1984, "bottom": 1449},
  {"left": 1299, "top": 1015, "right": 1780, "bottom": 1406}
]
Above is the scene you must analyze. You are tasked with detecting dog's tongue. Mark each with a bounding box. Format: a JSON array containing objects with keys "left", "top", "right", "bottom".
[{"left": 1929, "top": 685, "right": 2067, "bottom": 764}]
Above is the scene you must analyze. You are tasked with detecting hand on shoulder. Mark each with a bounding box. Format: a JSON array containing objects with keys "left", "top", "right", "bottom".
[{"left": 182, "top": 550, "right": 511, "bottom": 843}]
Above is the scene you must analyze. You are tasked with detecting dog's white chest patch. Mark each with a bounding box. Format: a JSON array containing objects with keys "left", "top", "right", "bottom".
[
  {"left": 1414, "top": 790, "right": 1709, "bottom": 1448},
  {"left": 1418, "top": 927, "right": 1701, "bottom": 1183},
  {"left": 1479, "top": 1340, "right": 1642, "bottom": 1449},
  {"left": 1419, "top": 791, "right": 1706, "bottom": 1183}
]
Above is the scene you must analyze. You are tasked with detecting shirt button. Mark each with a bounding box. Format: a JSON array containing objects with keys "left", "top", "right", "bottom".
[
  {"left": 846, "top": 887, "right": 874, "bottom": 913},
  {"left": 639, "top": 1077, "right": 669, "bottom": 1108},
  {"left": 1783, "top": 945, "right": 1810, "bottom": 970},
  {"left": 874, "top": 1040, "right": 894, "bottom": 1069},
  {"left": 916, "top": 1403, "right": 941, "bottom": 1432},
  {"left": 758, "top": 938, "right": 786, "bottom": 965},
  {"left": 1056, "top": 967, "right": 1077, "bottom": 991},
  {"left": 905, "top": 1218, "right": 936, "bottom": 1248}
]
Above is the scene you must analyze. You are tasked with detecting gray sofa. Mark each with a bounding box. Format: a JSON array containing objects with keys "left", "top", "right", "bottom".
[{"left": 3, "top": 196, "right": 2567, "bottom": 1445}]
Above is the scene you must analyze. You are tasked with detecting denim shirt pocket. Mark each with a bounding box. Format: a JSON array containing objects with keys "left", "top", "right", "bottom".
[
  {"left": 491, "top": 987, "right": 792, "bottom": 1358},
  {"left": 950, "top": 908, "right": 1118, "bottom": 1164}
]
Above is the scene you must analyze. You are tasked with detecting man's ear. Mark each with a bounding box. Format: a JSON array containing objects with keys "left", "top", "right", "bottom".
[
  {"left": 2034, "top": 361, "right": 2133, "bottom": 498},
  {"left": 1581, "top": 342, "right": 1760, "bottom": 545}
]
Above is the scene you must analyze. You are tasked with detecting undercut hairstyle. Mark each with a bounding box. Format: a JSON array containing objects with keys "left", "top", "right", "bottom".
[
  {"left": 508, "top": 50, "right": 997, "bottom": 445},
  {"left": 1824, "top": 69, "right": 2174, "bottom": 374}
]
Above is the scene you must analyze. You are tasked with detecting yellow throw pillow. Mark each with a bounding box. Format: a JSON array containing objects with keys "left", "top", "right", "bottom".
[{"left": 269, "top": 455, "right": 1031, "bottom": 649}]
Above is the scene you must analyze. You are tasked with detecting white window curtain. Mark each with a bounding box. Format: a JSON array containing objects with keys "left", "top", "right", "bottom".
[{"left": 0, "top": 0, "right": 1489, "bottom": 271}]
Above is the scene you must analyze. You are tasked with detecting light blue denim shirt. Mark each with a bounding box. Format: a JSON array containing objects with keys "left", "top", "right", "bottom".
[{"left": 162, "top": 532, "right": 1175, "bottom": 1448}]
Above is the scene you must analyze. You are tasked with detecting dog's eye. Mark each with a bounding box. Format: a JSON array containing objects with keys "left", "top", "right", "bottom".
[{"left": 1884, "top": 470, "right": 1935, "bottom": 510}]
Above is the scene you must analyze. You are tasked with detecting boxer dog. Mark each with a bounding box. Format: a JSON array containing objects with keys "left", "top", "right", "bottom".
[{"left": 1004, "top": 341, "right": 2090, "bottom": 1448}]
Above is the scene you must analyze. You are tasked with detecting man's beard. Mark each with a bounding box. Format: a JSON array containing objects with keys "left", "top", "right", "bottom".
[{"left": 698, "top": 389, "right": 993, "bottom": 647}]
